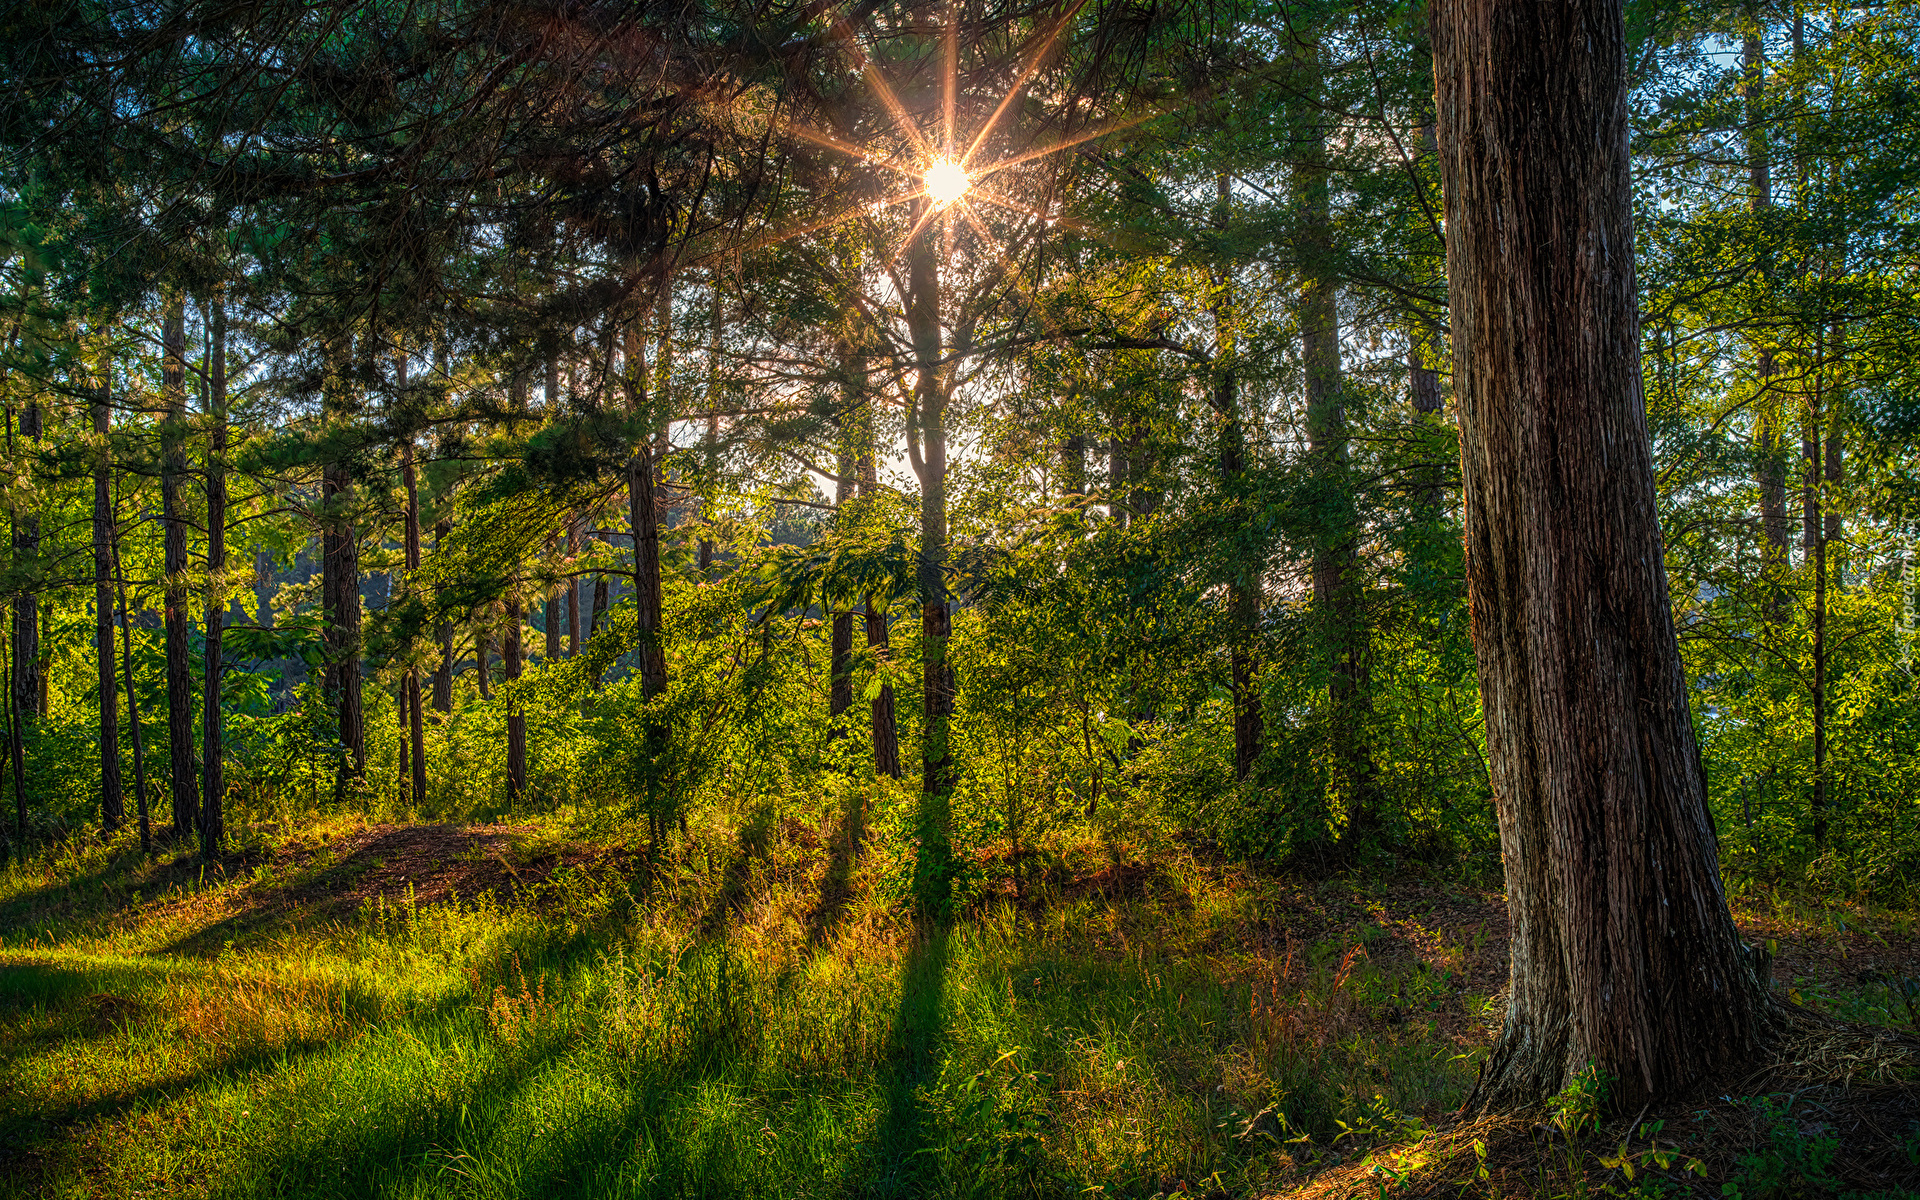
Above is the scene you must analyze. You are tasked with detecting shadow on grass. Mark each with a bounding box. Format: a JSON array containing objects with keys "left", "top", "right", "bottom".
[
  {"left": 804, "top": 790, "right": 867, "bottom": 949},
  {"left": 863, "top": 922, "right": 951, "bottom": 1198}
]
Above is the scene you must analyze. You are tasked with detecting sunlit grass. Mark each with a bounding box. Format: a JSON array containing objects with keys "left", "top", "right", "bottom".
[{"left": 0, "top": 797, "right": 1505, "bottom": 1199}]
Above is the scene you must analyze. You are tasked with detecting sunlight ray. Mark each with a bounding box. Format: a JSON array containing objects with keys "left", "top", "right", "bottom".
[
  {"left": 943, "top": 4, "right": 958, "bottom": 157},
  {"left": 973, "top": 108, "right": 1167, "bottom": 177},
  {"left": 885, "top": 203, "right": 944, "bottom": 268},
  {"left": 958, "top": 206, "right": 1070, "bottom": 338},
  {"left": 960, "top": 0, "right": 1092, "bottom": 169},
  {"left": 737, "top": 185, "right": 932, "bottom": 256}
]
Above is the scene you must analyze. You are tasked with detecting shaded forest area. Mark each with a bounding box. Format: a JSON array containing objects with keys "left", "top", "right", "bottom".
[{"left": 3, "top": 0, "right": 1920, "bottom": 1195}]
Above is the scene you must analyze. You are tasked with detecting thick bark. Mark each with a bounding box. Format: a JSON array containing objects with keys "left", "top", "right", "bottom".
[
  {"left": 1433, "top": 0, "right": 1777, "bottom": 1110},
  {"left": 92, "top": 393, "right": 123, "bottom": 834},
  {"left": 161, "top": 296, "right": 196, "bottom": 838},
  {"left": 202, "top": 298, "right": 228, "bottom": 855}
]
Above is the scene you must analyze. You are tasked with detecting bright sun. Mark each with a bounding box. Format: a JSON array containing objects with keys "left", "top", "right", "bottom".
[{"left": 924, "top": 158, "right": 970, "bottom": 208}]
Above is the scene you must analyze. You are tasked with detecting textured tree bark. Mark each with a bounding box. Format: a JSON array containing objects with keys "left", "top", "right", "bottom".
[
  {"left": 1433, "top": 0, "right": 1778, "bottom": 1110},
  {"left": 92, "top": 390, "right": 123, "bottom": 834},
  {"left": 201, "top": 298, "right": 228, "bottom": 856},
  {"left": 161, "top": 295, "right": 197, "bottom": 838},
  {"left": 905, "top": 202, "right": 953, "bottom": 901}
]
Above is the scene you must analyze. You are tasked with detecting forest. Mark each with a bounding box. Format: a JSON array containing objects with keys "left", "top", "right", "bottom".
[{"left": 2, "top": 0, "right": 1920, "bottom": 1195}]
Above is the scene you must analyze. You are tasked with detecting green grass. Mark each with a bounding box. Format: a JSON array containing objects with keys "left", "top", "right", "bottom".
[{"left": 0, "top": 799, "right": 1488, "bottom": 1199}]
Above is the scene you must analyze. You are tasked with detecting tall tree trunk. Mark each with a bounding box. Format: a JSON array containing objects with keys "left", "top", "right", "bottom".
[
  {"left": 475, "top": 622, "right": 492, "bottom": 701},
  {"left": 201, "top": 297, "right": 228, "bottom": 856},
  {"left": 1296, "top": 66, "right": 1377, "bottom": 843},
  {"left": 1804, "top": 335, "right": 1828, "bottom": 846},
  {"left": 1433, "top": 0, "right": 1777, "bottom": 1110},
  {"left": 92, "top": 389, "right": 123, "bottom": 835},
  {"left": 321, "top": 345, "right": 364, "bottom": 794},
  {"left": 433, "top": 517, "right": 454, "bottom": 713},
  {"left": 624, "top": 314, "right": 670, "bottom": 840},
  {"left": 905, "top": 202, "right": 953, "bottom": 902},
  {"left": 1213, "top": 174, "right": 1264, "bottom": 782},
  {"left": 829, "top": 366, "right": 856, "bottom": 728},
  {"left": 566, "top": 516, "right": 582, "bottom": 657},
  {"left": 161, "top": 295, "right": 197, "bottom": 838},
  {"left": 399, "top": 359, "right": 427, "bottom": 809},
  {"left": 1746, "top": 22, "right": 1790, "bottom": 602},
  {"left": 504, "top": 589, "right": 526, "bottom": 802},
  {"left": 111, "top": 508, "right": 150, "bottom": 854},
  {"left": 860, "top": 424, "right": 900, "bottom": 779},
  {"left": 10, "top": 398, "right": 38, "bottom": 754}
]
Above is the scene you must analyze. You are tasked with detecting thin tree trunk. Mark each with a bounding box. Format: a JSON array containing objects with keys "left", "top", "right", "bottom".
[
  {"left": 829, "top": 372, "right": 856, "bottom": 728},
  {"left": 399, "top": 359, "right": 427, "bottom": 808},
  {"left": 161, "top": 295, "right": 196, "bottom": 837},
  {"left": 10, "top": 398, "right": 38, "bottom": 753},
  {"left": 110, "top": 510, "right": 150, "bottom": 854},
  {"left": 321, "top": 347, "right": 364, "bottom": 794},
  {"left": 1213, "top": 174, "right": 1263, "bottom": 782},
  {"left": 201, "top": 296, "right": 227, "bottom": 855},
  {"left": 1746, "top": 22, "right": 1790, "bottom": 601},
  {"left": 1433, "top": 0, "right": 1777, "bottom": 1110},
  {"left": 433, "top": 517, "right": 454, "bottom": 713},
  {"left": 476, "top": 623, "right": 492, "bottom": 701},
  {"left": 92, "top": 388, "right": 123, "bottom": 835},
  {"left": 566, "top": 516, "right": 582, "bottom": 657},
  {"left": 1804, "top": 338, "right": 1828, "bottom": 846},
  {"left": 905, "top": 201, "right": 953, "bottom": 901},
  {"left": 1295, "top": 53, "right": 1377, "bottom": 844},
  {"left": 624, "top": 314, "right": 669, "bottom": 841},
  {"left": 860, "top": 424, "right": 900, "bottom": 779},
  {"left": 504, "top": 589, "right": 526, "bottom": 802}
]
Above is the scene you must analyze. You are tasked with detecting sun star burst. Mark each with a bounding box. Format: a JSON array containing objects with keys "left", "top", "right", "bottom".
[{"left": 925, "top": 158, "right": 970, "bottom": 208}]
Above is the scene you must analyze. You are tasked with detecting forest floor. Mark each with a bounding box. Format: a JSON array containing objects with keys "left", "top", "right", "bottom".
[{"left": 0, "top": 800, "right": 1917, "bottom": 1198}]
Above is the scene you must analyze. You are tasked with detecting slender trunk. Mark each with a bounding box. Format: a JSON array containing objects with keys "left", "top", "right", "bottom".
[
  {"left": 476, "top": 623, "right": 493, "bottom": 700},
  {"left": 905, "top": 202, "right": 953, "bottom": 902},
  {"left": 544, "top": 531, "right": 562, "bottom": 663},
  {"left": 1746, "top": 23, "right": 1790, "bottom": 602},
  {"left": 399, "top": 360, "right": 427, "bottom": 808},
  {"left": 861, "top": 429, "right": 900, "bottom": 779},
  {"left": 92, "top": 389, "right": 123, "bottom": 834},
  {"left": 505, "top": 589, "right": 526, "bottom": 802},
  {"left": 1433, "top": 0, "right": 1777, "bottom": 1110},
  {"left": 1106, "top": 435, "right": 1128, "bottom": 530},
  {"left": 590, "top": 565, "right": 610, "bottom": 636},
  {"left": 161, "top": 295, "right": 197, "bottom": 837},
  {"left": 112, "top": 513, "right": 151, "bottom": 854},
  {"left": 624, "top": 313, "right": 669, "bottom": 840},
  {"left": 1296, "top": 69, "right": 1377, "bottom": 840},
  {"left": 321, "top": 347, "right": 364, "bottom": 792},
  {"left": 700, "top": 275, "right": 721, "bottom": 576},
  {"left": 433, "top": 518, "right": 454, "bottom": 713},
  {"left": 6, "top": 613, "right": 22, "bottom": 843},
  {"left": 1213, "top": 174, "right": 1263, "bottom": 782},
  {"left": 1804, "top": 349, "right": 1827, "bottom": 846},
  {"left": 829, "top": 375, "right": 856, "bottom": 727},
  {"left": 566, "top": 516, "right": 582, "bottom": 657},
  {"left": 10, "top": 399, "right": 39, "bottom": 749},
  {"left": 201, "top": 296, "right": 227, "bottom": 855}
]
